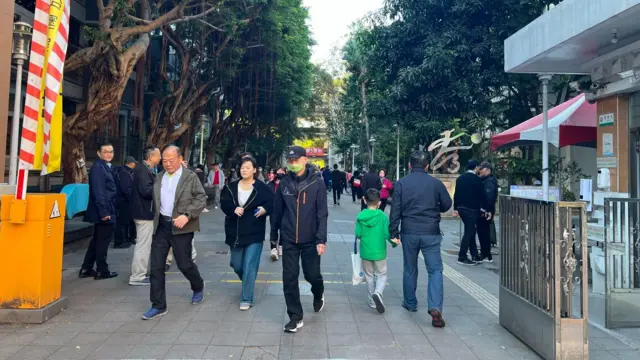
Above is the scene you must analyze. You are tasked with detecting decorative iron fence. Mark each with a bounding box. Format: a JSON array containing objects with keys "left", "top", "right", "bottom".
[
  {"left": 604, "top": 198, "right": 640, "bottom": 328},
  {"left": 499, "top": 195, "right": 588, "bottom": 360}
]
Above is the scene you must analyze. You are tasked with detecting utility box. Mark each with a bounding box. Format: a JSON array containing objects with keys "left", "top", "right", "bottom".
[{"left": 0, "top": 193, "right": 67, "bottom": 323}]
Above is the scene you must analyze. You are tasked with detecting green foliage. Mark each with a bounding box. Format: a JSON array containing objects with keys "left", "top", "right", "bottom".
[{"left": 333, "top": 0, "right": 574, "bottom": 171}]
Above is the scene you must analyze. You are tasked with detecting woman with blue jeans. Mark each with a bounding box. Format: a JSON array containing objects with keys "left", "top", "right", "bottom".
[{"left": 220, "top": 157, "right": 273, "bottom": 310}]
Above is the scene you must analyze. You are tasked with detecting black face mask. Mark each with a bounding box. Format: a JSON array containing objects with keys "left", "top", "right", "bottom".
[{"left": 276, "top": 173, "right": 285, "bottom": 180}]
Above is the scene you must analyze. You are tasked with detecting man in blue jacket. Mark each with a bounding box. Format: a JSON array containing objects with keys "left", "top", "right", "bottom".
[
  {"left": 271, "top": 146, "right": 328, "bottom": 333},
  {"left": 389, "top": 151, "right": 452, "bottom": 328},
  {"left": 79, "top": 142, "right": 118, "bottom": 280}
]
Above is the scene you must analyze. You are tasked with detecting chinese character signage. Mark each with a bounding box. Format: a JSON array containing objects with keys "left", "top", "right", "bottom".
[
  {"left": 306, "top": 148, "right": 325, "bottom": 157},
  {"left": 427, "top": 129, "right": 472, "bottom": 174}
]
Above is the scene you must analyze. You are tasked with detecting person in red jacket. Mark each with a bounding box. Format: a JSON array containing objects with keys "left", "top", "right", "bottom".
[{"left": 378, "top": 169, "right": 393, "bottom": 212}]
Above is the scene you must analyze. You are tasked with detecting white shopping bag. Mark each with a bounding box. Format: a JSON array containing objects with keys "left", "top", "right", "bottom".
[{"left": 352, "top": 238, "right": 365, "bottom": 286}]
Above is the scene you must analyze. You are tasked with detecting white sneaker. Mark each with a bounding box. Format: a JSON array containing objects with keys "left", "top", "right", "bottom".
[
  {"left": 202, "top": 208, "right": 210, "bottom": 213},
  {"left": 278, "top": 246, "right": 283, "bottom": 256},
  {"left": 270, "top": 248, "right": 279, "bottom": 261}
]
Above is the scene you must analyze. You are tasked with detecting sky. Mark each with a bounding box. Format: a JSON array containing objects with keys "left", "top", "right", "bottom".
[{"left": 303, "top": 0, "right": 384, "bottom": 66}]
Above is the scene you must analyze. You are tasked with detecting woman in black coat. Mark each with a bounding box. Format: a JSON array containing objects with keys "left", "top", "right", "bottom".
[{"left": 220, "top": 157, "right": 273, "bottom": 310}]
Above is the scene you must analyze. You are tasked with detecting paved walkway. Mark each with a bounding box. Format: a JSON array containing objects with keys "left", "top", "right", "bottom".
[{"left": 1, "top": 199, "right": 639, "bottom": 359}]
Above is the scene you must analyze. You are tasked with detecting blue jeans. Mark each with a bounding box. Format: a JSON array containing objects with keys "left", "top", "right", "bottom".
[
  {"left": 230, "top": 241, "right": 263, "bottom": 304},
  {"left": 401, "top": 234, "right": 444, "bottom": 312}
]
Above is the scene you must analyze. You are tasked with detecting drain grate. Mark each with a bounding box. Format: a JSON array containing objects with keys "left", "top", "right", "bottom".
[{"left": 215, "top": 251, "right": 229, "bottom": 255}]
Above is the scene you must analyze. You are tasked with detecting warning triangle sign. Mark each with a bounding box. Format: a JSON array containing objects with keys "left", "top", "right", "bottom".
[{"left": 50, "top": 200, "right": 61, "bottom": 219}]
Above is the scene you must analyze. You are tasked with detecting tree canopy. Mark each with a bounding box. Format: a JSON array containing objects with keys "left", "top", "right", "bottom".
[{"left": 329, "top": 0, "right": 571, "bottom": 176}]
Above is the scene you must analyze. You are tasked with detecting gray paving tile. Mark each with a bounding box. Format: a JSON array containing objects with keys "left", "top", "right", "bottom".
[
  {"left": 31, "top": 331, "right": 79, "bottom": 346},
  {"left": 210, "top": 332, "right": 248, "bottom": 346},
  {"left": 126, "top": 344, "right": 171, "bottom": 358},
  {"left": 326, "top": 321, "right": 359, "bottom": 334},
  {"left": 202, "top": 345, "right": 245, "bottom": 360},
  {"left": 175, "top": 331, "right": 215, "bottom": 345},
  {"left": 393, "top": 334, "right": 431, "bottom": 347},
  {"left": 388, "top": 322, "right": 422, "bottom": 334},
  {"left": 104, "top": 331, "right": 147, "bottom": 345},
  {"left": 246, "top": 332, "right": 282, "bottom": 346},
  {"left": 434, "top": 345, "right": 479, "bottom": 359},
  {"left": 241, "top": 346, "right": 278, "bottom": 360},
  {"left": 360, "top": 334, "right": 396, "bottom": 346},
  {"left": 251, "top": 321, "right": 284, "bottom": 333},
  {"left": 47, "top": 343, "right": 100, "bottom": 360},
  {"left": 0, "top": 346, "right": 22, "bottom": 360},
  {"left": 290, "top": 345, "right": 328, "bottom": 359},
  {"left": 162, "top": 344, "right": 207, "bottom": 359},
  {"left": 0, "top": 332, "right": 38, "bottom": 345},
  {"left": 400, "top": 345, "right": 443, "bottom": 360},
  {"left": 587, "top": 350, "right": 623, "bottom": 360},
  {"left": 362, "top": 345, "right": 406, "bottom": 359},
  {"left": 328, "top": 333, "right": 361, "bottom": 346},
  {"left": 329, "top": 345, "right": 367, "bottom": 359},
  {"left": 7, "top": 345, "right": 58, "bottom": 360},
  {"left": 590, "top": 337, "right": 636, "bottom": 351},
  {"left": 140, "top": 332, "right": 180, "bottom": 345}
]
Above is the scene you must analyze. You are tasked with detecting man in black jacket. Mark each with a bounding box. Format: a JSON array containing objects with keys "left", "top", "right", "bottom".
[
  {"left": 271, "top": 146, "right": 328, "bottom": 333},
  {"left": 477, "top": 162, "right": 498, "bottom": 261},
  {"left": 80, "top": 142, "right": 118, "bottom": 280},
  {"left": 453, "top": 160, "right": 488, "bottom": 265},
  {"left": 128, "top": 146, "right": 161, "bottom": 286},
  {"left": 389, "top": 151, "right": 452, "bottom": 328},
  {"left": 114, "top": 156, "right": 137, "bottom": 249},
  {"left": 330, "top": 164, "right": 346, "bottom": 206},
  {"left": 361, "top": 164, "right": 382, "bottom": 210}
]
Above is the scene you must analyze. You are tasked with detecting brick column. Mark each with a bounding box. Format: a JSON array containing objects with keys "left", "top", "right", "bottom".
[{"left": 0, "top": 5, "right": 15, "bottom": 183}]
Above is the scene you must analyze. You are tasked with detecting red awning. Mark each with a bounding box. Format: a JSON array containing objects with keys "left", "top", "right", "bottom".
[{"left": 490, "top": 94, "right": 597, "bottom": 151}]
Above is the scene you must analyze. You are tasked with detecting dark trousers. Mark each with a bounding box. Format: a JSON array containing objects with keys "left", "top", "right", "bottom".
[
  {"left": 458, "top": 208, "right": 480, "bottom": 261},
  {"left": 332, "top": 186, "right": 341, "bottom": 204},
  {"left": 379, "top": 198, "right": 388, "bottom": 212},
  {"left": 149, "top": 219, "right": 204, "bottom": 310},
  {"left": 477, "top": 216, "right": 493, "bottom": 258},
  {"left": 282, "top": 242, "right": 324, "bottom": 321},
  {"left": 115, "top": 200, "right": 133, "bottom": 245},
  {"left": 351, "top": 186, "right": 361, "bottom": 202},
  {"left": 82, "top": 222, "right": 114, "bottom": 273}
]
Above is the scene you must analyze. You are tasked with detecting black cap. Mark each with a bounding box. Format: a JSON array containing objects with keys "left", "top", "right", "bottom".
[
  {"left": 286, "top": 146, "right": 306, "bottom": 159},
  {"left": 124, "top": 156, "right": 137, "bottom": 164},
  {"left": 479, "top": 161, "right": 493, "bottom": 171},
  {"left": 467, "top": 160, "right": 480, "bottom": 171}
]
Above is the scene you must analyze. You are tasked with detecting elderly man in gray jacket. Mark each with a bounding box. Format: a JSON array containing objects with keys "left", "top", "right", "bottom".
[{"left": 143, "top": 145, "right": 208, "bottom": 320}]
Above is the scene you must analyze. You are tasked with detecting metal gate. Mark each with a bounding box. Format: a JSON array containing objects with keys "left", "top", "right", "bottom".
[
  {"left": 499, "top": 196, "right": 588, "bottom": 360},
  {"left": 604, "top": 198, "right": 640, "bottom": 328}
]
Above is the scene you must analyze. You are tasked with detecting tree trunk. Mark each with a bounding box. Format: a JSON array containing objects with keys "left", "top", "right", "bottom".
[
  {"left": 63, "top": 45, "right": 145, "bottom": 182},
  {"left": 62, "top": 133, "right": 88, "bottom": 184},
  {"left": 361, "top": 79, "right": 370, "bottom": 164}
]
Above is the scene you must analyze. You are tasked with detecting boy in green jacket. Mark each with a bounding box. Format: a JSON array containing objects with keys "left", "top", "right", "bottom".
[{"left": 355, "top": 189, "right": 400, "bottom": 313}]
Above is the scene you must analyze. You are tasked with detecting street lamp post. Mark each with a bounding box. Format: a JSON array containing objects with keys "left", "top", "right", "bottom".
[
  {"left": 369, "top": 136, "right": 377, "bottom": 165},
  {"left": 350, "top": 144, "right": 358, "bottom": 171},
  {"left": 198, "top": 114, "right": 208, "bottom": 165},
  {"left": 393, "top": 124, "right": 400, "bottom": 180},
  {"left": 9, "top": 21, "right": 33, "bottom": 186}
]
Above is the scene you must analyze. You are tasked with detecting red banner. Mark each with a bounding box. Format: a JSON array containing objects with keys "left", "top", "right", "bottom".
[{"left": 305, "top": 147, "right": 325, "bottom": 157}]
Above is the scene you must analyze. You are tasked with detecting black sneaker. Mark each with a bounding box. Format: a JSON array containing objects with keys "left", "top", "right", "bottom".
[
  {"left": 472, "top": 256, "right": 483, "bottom": 263},
  {"left": 457, "top": 258, "right": 478, "bottom": 266},
  {"left": 482, "top": 255, "right": 494, "bottom": 263},
  {"left": 284, "top": 319, "right": 304, "bottom": 333},
  {"left": 313, "top": 296, "right": 325, "bottom": 312},
  {"left": 402, "top": 303, "right": 417, "bottom": 312},
  {"left": 372, "top": 293, "right": 385, "bottom": 314}
]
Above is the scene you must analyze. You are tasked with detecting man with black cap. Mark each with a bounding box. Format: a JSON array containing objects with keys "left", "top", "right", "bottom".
[
  {"left": 477, "top": 162, "right": 497, "bottom": 261},
  {"left": 453, "top": 160, "right": 487, "bottom": 265},
  {"left": 271, "top": 145, "right": 328, "bottom": 333},
  {"left": 114, "top": 156, "right": 138, "bottom": 248}
]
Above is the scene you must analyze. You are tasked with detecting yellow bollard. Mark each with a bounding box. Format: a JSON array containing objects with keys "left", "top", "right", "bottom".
[{"left": 0, "top": 193, "right": 68, "bottom": 323}]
